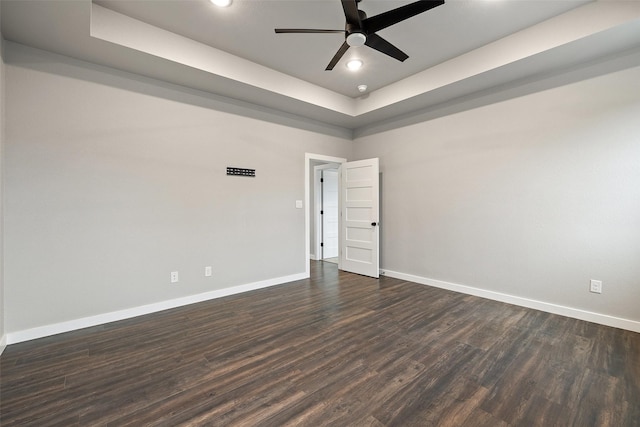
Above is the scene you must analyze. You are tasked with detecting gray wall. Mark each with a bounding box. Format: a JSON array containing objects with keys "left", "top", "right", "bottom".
[
  {"left": 3, "top": 42, "right": 351, "bottom": 334},
  {"left": 4, "top": 40, "right": 640, "bottom": 340},
  {"left": 353, "top": 64, "right": 640, "bottom": 322}
]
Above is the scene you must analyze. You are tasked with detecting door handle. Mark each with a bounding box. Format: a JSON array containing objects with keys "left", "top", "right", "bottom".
[{"left": 371, "top": 222, "right": 378, "bottom": 227}]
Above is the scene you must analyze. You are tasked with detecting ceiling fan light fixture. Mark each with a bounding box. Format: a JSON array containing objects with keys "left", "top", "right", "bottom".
[
  {"left": 346, "top": 32, "right": 367, "bottom": 47},
  {"left": 210, "top": 0, "right": 232, "bottom": 7},
  {"left": 346, "top": 59, "right": 363, "bottom": 71}
]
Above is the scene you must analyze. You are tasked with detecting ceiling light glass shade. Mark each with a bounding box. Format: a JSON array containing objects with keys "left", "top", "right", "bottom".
[
  {"left": 210, "top": 0, "right": 232, "bottom": 7},
  {"left": 357, "top": 84, "right": 368, "bottom": 93},
  {"left": 346, "top": 32, "right": 366, "bottom": 47},
  {"left": 346, "top": 59, "right": 363, "bottom": 71}
]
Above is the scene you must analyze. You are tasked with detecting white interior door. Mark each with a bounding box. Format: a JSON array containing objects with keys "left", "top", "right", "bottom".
[
  {"left": 322, "top": 169, "right": 339, "bottom": 259},
  {"left": 340, "top": 158, "right": 379, "bottom": 278}
]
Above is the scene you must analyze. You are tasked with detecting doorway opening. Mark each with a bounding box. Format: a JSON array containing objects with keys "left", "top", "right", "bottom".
[
  {"left": 314, "top": 165, "right": 339, "bottom": 264},
  {"left": 304, "top": 153, "right": 346, "bottom": 278},
  {"left": 304, "top": 153, "right": 380, "bottom": 279}
]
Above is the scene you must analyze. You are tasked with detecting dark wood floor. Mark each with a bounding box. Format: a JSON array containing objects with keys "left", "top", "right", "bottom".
[{"left": 1, "top": 261, "right": 639, "bottom": 426}]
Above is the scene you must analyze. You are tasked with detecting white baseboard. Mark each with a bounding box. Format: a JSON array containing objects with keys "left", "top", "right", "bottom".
[
  {"left": 309, "top": 253, "right": 318, "bottom": 261},
  {"left": 381, "top": 269, "right": 640, "bottom": 334},
  {"left": 0, "top": 334, "right": 7, "bottom": 356},
  {"left": 6, "top": 272, "right": 307, "bottom": 345}
]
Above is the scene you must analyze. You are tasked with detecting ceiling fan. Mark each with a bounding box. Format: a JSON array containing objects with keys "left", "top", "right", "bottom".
[{"left": 275, "top": 0, "right": 445, "bottom": 70}]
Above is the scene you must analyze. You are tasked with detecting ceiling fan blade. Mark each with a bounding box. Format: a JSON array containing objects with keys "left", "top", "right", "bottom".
[
  {"left": 365, "top": 33, "right": 408, "bottom": 62},
  {"left": 363, "top": 0, "right": 444, "bottom": 33},
  {"left": 326, "top": 41, "right": 350, "bottom": 71},
  {"left": 275, "top": 29, "right": 345, "bottom": 34},
  {"left": 341, "top": 0, "right": 362, "bottom": 26}
]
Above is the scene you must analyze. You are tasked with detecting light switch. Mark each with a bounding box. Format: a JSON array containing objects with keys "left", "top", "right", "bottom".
[{"left": 295, "top": 200, "right": 303, "bottom": 209}]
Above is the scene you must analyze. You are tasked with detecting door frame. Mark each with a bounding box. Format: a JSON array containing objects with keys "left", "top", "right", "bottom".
[{"left": 305, "top": 153, "right": 346, "bottom": 278}]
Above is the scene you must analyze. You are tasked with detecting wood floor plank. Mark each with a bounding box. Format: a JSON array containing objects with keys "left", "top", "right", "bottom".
[{"left": 2, "top": 260, "right": 639, "bottom": 426}]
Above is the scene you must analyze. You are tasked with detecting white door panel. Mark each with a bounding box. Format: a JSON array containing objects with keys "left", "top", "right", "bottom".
[{"left": 340, "top": 158, "right": 379, "bottom": 278}]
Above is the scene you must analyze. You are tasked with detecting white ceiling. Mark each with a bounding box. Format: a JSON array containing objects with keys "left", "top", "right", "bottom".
[{"left": 2, "top": 0, "right": 640, "bottom": 137}]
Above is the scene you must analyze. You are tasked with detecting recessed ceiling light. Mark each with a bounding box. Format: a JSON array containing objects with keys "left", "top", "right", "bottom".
[
  {"left": 346, "top": 59, "right": 363, "bottom": 71},
  {"left": 210, "top": 0, "right": 232, "bottom": 7},
  {"left": 357, "top": 84, "right": 368, "bottom": 93}
]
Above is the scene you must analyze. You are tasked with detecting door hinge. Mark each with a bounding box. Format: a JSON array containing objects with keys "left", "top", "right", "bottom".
[
  {"left": 321, "top": 243, "right": 324, "bottom": 247},
  {"left": 320, "top": 178, "right": 324, "bottom": 183},
  {"left": 321, "top": 210, "right": 323, "bottom": 215}
]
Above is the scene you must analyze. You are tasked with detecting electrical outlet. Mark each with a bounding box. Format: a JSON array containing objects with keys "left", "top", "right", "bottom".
[
  {"left": 590, "top": 279, "right": 602, "bottom": 294},
  {"left": 170, "top": 271, "right": 179, "bottom": 283},
  {"left": 205, "top": 266, "right": 212, "bottom": 277}
]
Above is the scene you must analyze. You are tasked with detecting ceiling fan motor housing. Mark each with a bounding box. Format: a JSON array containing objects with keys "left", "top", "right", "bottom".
[{"left": 346, "top": 9, "right": 367, "bottom": 47}]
